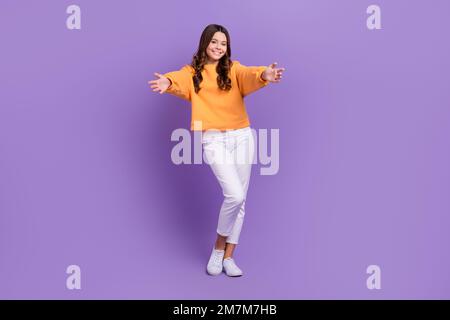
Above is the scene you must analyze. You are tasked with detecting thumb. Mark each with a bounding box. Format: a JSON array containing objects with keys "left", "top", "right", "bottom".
[
  {"left": 154, "top": 72, "right": 163, "bottom": 78},
  {"left": 269, "top": 62, "right": 278, "bottom": 69}
]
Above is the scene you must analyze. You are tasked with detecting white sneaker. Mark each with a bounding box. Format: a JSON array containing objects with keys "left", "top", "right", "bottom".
[
  {"left": 222, "top": 257, "right": 243, "bottom": 277},
  {"left": 206, "top": 247, "right": 225, "bottom": 276}
]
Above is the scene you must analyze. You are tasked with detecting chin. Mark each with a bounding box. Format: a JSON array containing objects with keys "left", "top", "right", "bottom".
[{"left": 208, "top": 53, "right": 224, "bottom": 61}]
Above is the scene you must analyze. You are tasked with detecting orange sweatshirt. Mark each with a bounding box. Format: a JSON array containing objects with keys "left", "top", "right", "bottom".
[{"left": 163, "top": 60, "right": 269, "bottom": 131}]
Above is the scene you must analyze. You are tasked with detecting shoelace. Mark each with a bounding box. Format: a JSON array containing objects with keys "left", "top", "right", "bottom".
[
  {"left": 224, "top": 258, "right": 236, "bottom": 267},
  {"left": 212, "top": 251, "right": 224, "bottom": 265}
]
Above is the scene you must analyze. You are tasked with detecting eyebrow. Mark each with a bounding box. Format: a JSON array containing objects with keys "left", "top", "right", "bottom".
[{"left": 212, "top": 38, "right": 227, "bottom": 43}]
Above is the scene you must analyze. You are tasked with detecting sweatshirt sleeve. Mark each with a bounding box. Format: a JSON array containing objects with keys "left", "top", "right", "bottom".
[
  {"left": 163, "top": 65, "right": 193, "bottom": 101},
  {"left": 233, "top": 60, "right": 269, "bottom": 97}
]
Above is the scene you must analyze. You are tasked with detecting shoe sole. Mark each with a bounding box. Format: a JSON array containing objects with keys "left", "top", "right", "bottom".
[
  {"left": 223, "top": 270, "right": 243, "bottom": 277},
  {"left": 206, "top": 268, "right": 223, "bottom": 276}
]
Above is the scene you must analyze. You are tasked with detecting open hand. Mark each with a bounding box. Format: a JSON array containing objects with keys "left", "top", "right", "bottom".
[
  {"left": 148, "top": 73, "right": 171, "bottom": 94},
  {"left": 262, "top": 62, "right": 285, "bottom": 83}
]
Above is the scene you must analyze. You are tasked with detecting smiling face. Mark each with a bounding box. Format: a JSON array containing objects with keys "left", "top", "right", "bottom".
[{"left": 205, "top": 31, "right": 227, "bottom": 64}]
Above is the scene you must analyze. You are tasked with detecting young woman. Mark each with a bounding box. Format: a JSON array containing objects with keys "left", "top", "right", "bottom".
[{"left": 148, "top": 24, "right": 285, "bottom": 277}]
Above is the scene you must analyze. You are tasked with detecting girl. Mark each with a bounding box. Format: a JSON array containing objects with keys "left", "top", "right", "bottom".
[{"left": 148, "top": 24, "right": 285, "bottom": 277}]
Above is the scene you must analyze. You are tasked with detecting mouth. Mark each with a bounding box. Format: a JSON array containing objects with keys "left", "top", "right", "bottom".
[{"left": 212, "top": 50, "right": 223, "bottom": 56}]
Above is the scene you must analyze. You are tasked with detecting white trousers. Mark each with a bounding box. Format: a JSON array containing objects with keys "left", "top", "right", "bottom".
[{"left": 201, "top": 126, "right": 255, "bottom": 244}]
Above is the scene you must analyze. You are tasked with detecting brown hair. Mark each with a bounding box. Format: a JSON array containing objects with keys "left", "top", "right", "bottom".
[{"left": 191, "top": 24, "right": 232, "bottom": 94}]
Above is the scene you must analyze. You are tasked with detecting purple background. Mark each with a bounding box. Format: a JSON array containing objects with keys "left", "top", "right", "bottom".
[{"left": 1, "top": 0, "right": 449, "bottom": 299}]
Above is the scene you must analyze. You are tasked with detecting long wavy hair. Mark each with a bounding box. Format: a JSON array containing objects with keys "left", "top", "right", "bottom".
[{"left": 191, "top": 24, "right": 232, "bottom": 94}]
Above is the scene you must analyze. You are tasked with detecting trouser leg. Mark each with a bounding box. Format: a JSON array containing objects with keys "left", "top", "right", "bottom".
[
  {"left": 225, "top": 129, "right": 255, "bottom": 244},
  {"left": 203, "top": 138, "right": 245, "bottom": 237}
]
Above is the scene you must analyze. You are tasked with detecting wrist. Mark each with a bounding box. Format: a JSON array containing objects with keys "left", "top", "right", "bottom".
[{"left": 260, "top": 70, "right": 266, "bottom": 81}]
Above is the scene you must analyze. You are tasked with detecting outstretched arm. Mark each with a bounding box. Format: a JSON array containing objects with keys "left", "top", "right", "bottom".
[
  {"left": 148, "top": 65, "right": 192, "bottom": 101},
  {"left": 234, "top": 61, "right": 286, "bottom": 97}
]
